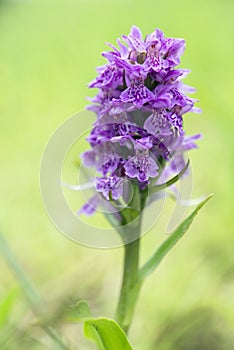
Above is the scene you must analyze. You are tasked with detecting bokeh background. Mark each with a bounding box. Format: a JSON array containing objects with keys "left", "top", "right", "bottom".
[{"left": 1, "top": 0, "right": 234, "bottom": 349}]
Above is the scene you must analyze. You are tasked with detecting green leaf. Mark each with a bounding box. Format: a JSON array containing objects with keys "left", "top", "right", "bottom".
[
  {"left": 66, "top": 300, "right": 92, "bottom": 322},
  {"left": 140, "top": 194, "right": 213, "bottom": 279},
  {"left": 84, "top": 317, "right": 133, "bottom": 350},
  {"left": 150, "top": 159, "right": 190, "bottom": 193},
  {"left": 73, "top": 300, "right": 92, "bottom": 320}
]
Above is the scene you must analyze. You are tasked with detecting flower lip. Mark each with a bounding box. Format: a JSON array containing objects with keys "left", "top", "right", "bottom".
[{"left": 124, "top": 151, "right": 159, "bottom": 182}]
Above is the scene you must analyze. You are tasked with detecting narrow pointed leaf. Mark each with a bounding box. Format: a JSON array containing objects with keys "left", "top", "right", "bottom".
[
  {"left": 140, "top": 194, "right": 213, "bottom": 279},
  {"left": 84, "top": 317, "right": 133, "bottom": 350}
]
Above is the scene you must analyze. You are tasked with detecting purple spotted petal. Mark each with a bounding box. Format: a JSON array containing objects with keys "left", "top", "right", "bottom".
[
  {"left": 168, "top": 113, "right": 183, "bottom": 134},
  {"left": 144, "top": 111, "right": 172, "bottom": 136},
  {"left": 120, "top": 78, "right": 154, "bottom": 108},
  {"left": 96, "top": 175, "right": 124, "bottom": 200},
  {"left": 122, "top": 25, "right": 146, "bottom": 52},
  {"left": 89, "top": 65, "right": 123, "bottom": 89},
  {"left": 82, "top": 143, "right": 121, "bottom": 176},
  {"left": 124, "top": 152, "right": 158, "bottom": 182},
  {"left": 166, "top": 39, "right": 185, "bottom": 66},
  {"left": 144, "top": 53, "right": 162, "bottom": 73}
]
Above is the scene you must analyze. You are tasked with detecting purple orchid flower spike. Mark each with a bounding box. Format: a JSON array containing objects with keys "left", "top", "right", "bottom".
[{"left": 78, "top": 25, "right": 201, "bottom": 216}]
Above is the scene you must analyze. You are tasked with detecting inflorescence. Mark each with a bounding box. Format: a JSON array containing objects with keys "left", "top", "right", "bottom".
[{"left": 80, "top": 26, "right": 201, "bottom": 215}]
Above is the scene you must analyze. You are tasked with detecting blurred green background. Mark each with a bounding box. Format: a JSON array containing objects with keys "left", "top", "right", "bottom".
[{"left": 0, "top": 0, "right": 234, "bottom": 349}]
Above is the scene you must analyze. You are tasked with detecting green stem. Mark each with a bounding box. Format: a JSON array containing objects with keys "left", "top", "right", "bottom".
[
  {"left": 114, "top": 185, "right": 148, "bottom": 334},
  {"left": 115, "top": 224, "right": 142, "bottom": 334}
]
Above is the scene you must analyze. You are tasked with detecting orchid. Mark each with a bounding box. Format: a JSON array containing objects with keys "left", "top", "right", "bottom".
[{"left": 73, "top": 26, "right": 210, "bottom": 348}]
